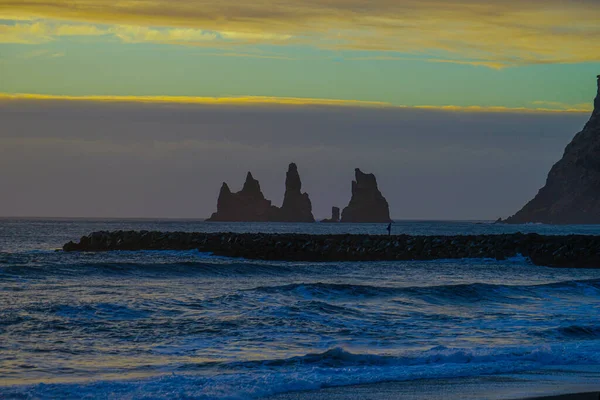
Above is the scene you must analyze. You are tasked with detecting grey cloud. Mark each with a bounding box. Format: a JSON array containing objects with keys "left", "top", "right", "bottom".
[{"left": 0, "top": 101, "right": 588, "bottom": 219}]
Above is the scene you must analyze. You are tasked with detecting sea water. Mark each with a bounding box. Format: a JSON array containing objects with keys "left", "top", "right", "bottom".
[{"left": 1, "top": 219, "right": 600, "bottom": 399}]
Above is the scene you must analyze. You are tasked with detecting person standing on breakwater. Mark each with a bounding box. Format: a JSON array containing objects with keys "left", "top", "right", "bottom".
[{"left": 387, "top": 222, "right": 392, "bottom": 236}]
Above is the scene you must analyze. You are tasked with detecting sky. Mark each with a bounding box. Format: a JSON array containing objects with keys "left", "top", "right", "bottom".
[{"left": 0, "top": 0, "right": 599, "bottom": 218}]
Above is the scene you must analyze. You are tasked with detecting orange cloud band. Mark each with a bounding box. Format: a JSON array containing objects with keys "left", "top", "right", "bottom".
[{"left": 0, "top": 92, "right": 592, "bottom": 113}]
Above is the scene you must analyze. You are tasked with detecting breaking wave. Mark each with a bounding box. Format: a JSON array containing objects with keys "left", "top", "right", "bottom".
[{"left": 5, "top": 344, "right": 600, "bottom": 399}]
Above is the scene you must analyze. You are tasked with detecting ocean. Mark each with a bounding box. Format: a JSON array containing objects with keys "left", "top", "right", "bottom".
[{"left": 2, "top": 219, "right": 600, "bottom": 399}]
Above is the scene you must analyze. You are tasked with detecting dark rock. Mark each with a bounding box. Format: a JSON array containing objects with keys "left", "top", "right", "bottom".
[
  {"left": 341, "top": 169, "right": 391, "bottom": 223},
  {"left": 505, "top": 75, "right": 600, "bottom": 224},
  {"left": 63, "top": 241, "right": 78, "bottom": 252},
  {"left": 62, "top": 230, "right": 600, "bottom": 269},
  {"left": 207, "top": 164, "right": 314, "bottom": 222},
  {"left": 322, "top": 206, "right": 340, "bottom": 223},
  {"left": 206, "top": 172, "right": 278, "bottom": 222},
  {"left": 279, "top": 163, "right": 315, "bottom": 222}
]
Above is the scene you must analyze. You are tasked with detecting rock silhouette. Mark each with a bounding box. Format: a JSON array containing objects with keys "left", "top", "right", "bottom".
[
  {"left": 279, "top": 163, "right": 315, "bottom": 222},
  {"left": 322, "top": 207, "right": 340, "bottom": 223},
  {"left": 505, "top": 75, "right": 600, "bottom": 224},
  {"left": 207, "top": 172, "right": 278, "bottom": 222},
  {"left": 341, "top": 169, "right": 391, "bottom": 223},
  {"left": 207, "top": 164, "right": 314, "bottom": 222}
]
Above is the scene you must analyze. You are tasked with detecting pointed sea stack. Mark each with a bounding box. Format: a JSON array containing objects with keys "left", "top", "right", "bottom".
[
  {"left": 207, "top": 172, "right": 278, "bottom": 222},
  {"left": 279, "top": 163, "right": 315, "bottom": 222},
  {"left": 341, "top": 169, "right": 391, "bottom": 223},
  {"left": 207, "top": 164, "right": 315, "bottom": 222},
  {"left": 505, "top": 75, "right": 600, "bottom": 224}
]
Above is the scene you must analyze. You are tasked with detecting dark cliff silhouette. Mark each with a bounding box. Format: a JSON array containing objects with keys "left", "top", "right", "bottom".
[
  {"left": 504, "top": 75, "right": 600, "bottom": 224},
  {"left": 207, "top": 163, "right": 314, "bottom": 222},
  {"left": 341, "top": 168, "right": 391, "bottom": 223}
]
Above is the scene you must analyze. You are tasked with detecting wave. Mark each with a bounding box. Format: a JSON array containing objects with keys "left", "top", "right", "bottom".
[
  {"left": 216, "top": 344, "right": 600, "bottom": 370},
  {"left": 5, "top": 344, "right": 600, "bottom": 399},
  {"left": 251, "top": 278, "right": 600, "bottom": 303},
  {"left": 253, "top": 282, "right": 400, "bottom": 297},
  {"left": 537, "top": 325, "right": 600, "bottom": 340},
  {"left": 0, "top": 259, "right": 303, "bottom": 279},
  {"left": 53, "top": 303, "right": 150, "bottom": 321}
]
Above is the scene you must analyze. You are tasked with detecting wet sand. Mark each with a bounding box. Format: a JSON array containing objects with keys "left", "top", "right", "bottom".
[
  {"left": 269, "top": 384, "right": 599, "bottom": 400},
  {"left": 526, "top": 393, "right": 599, "bottom": 400},
  {"left": 267, "top": 367, "right": 600, "bottom": 400}
]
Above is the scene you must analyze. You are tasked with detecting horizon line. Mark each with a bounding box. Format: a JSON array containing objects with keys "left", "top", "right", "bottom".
[{"left": 0, "top": 216, "right": 496, "bottom": 223}]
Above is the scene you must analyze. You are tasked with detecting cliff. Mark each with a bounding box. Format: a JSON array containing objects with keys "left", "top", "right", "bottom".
[
  {"left": 341, "top": 169, "right": 391, "bottom": 223},
  {"left": 505, "top": 75, "right": 600, "bottom": 224}
]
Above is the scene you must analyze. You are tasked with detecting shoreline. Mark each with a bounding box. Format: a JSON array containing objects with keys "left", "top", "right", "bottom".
[
  {"left": 63, "top": 231, "right": 600, "bottom": 268},
  {"left": 525, "top": 393, "right": 600, "bottom": 400},
  {"left": 265, "top": 369, "right": 600, "bottom": 400}
]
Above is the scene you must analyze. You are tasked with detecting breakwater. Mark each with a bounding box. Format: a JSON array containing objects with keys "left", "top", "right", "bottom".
[{"left": 62, "top": 231, "right": 600, "bottom": 268}]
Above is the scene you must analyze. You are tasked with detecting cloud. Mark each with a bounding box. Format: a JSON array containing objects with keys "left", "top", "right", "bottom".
[
  {"left": 347, "top": 55, "right": 508, "bottom": 69},
  {"left": 0, "top": 92, "right": 391, "bottom": 108},
  {"left": 109, "top": 25, "right": 219, "bottom": 44},
  {"left": 1, "top": 0, "right": 600, "bottom": 66},
  {"left": 0, "top": 21, "right": 105, "bottom": 43},
  {"left": 0, "top": 98, "right": 589, "bottom": 218},
  {"left": 0, "top": 92, "right": 593, "bottom": 113},
  {"left": 110, "top": 25, "right": 291, "bottom": 45},
  {"left": 0, "top": 20, "right": 293, "bottom": 48},
  {"left": 531, "top": 101, "right": 593, "bottom": 112}
]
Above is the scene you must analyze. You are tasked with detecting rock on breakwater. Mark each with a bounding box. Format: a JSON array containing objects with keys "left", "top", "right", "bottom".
[{"left": 63, "top": 231, "right": 600, "bottom": 268}]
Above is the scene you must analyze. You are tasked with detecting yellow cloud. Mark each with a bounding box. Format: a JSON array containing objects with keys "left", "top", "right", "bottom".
[
  {"left": 0, "top": 14, "right": 35, "bottom": 21},
  {"left": 0, "top": 92, "right": 390, "bottom": 107},
  {"left": 0, "top": 22, "right": 51, "bottom": 44},
  {"left": 0, "top": 21, "right": 106, "bottom": 43},
  {"left": 1, "top": 0, "right": 600, "bottom": 66},
  {"left": 531, "top": 101, "right": 593, "bottom": 112},
  {"left": 0, "top": 20, "right": 293, "bottom": 47},
  {"left": 110, "top": 25, "right": 218, "bottom": 44},
  {"left": 219, "top": 30, "right": 292, "bottom": 42},
  {"left": 110, "top": 25, "right": 291, "bottom": 45},
  {"left": 0, "top": 92, "right": 592, "bottom": 113}
]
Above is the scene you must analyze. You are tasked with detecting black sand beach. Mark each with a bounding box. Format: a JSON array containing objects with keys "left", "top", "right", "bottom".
[{"left": 266, "top": 369, "right": 600, "bottom": 400}]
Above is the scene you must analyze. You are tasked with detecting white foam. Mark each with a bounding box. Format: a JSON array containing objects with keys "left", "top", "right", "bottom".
[{"left": 5, "top": 343, "right": 600, "bottom": 399}]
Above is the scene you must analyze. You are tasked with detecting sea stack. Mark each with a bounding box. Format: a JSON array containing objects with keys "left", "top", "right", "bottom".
[
  {"left": 322, "top": 207, "right": 340, "bottom": 223},
  {"left": 504, "top": 75, "right": 600, "bottom": 224},
  {"left": 207, "top": 172, "right": 278, "bottom": 222},
  {"left": 341, "top": 169, "right": 391, "bottom": 223},
  {"left": 207, "top": 164, "right": 315, "bottom": 222},
  {"left": 279, "top": 163, "right": 315, "bottom": 222}
]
